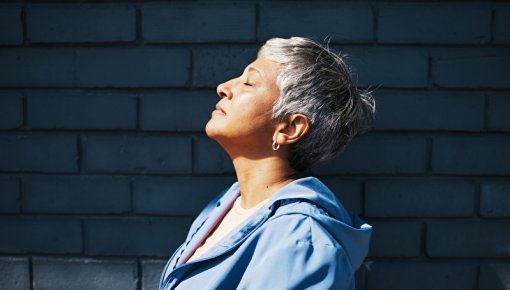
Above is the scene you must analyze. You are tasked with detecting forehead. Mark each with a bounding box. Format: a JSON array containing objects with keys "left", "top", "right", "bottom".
[{"left": 245, "top": 57, "right": 281, "bottom": 79}]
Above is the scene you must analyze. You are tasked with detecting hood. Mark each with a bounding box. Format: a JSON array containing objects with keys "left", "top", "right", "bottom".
[{"left": 221, "top": 176, "right": 372, "bottom": 271}]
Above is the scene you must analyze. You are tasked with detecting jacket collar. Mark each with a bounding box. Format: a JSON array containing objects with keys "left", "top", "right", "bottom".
[
  {"left": 219, "top": 176, "right": 352, "bottom": 221},
  {"left": 163, "top": 175, "right": 367, "bottom": 287},
  {"left": 173, "top": 176, "right": 349, "bottom": 266},
  {"left": 172, "top": 185, "right": 240, "bottom": 269}
]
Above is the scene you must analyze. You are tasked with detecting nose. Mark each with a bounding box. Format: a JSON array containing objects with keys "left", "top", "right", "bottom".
[{"left": 216, "top": 81, "right": 232, "bottom": 99}]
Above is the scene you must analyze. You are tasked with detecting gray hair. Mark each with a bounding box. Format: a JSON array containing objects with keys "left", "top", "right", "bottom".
[{"left": 257, "top": 37, "right": 376, "bottom": 172}]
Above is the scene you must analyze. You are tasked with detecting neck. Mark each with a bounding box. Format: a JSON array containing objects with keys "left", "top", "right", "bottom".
[{"left": 232, "top": 156, "right": 298, "bottom": 209}]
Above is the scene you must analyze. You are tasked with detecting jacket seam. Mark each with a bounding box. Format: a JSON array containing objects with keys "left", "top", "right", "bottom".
[{"left": 265, "top": 212, "right": 337, "bottom": 247}]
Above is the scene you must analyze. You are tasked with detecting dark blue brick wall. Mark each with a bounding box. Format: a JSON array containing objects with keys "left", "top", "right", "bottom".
[
  {"left": 26, "top": 4, "right": 136, "bottom": 43},
  {"left": 431, "top": 48, "right": 510, "bottom": 89},
  {"left": 142, "top": 3, "right": 256, "bottom": 43},
  {"left": 0, "top": 5, "right": 23, "bottom": 45},
  {"left": 368, "top": 221, "right": 422, "bottom": 257},
  {"left": 192, "top": 46, "right": 258, "bottom": 87},
  {"left": 314, "top": 134, "right": 428, "bottom": 174},
  {"left": 365, "top": 178, "right": 476, "bottom": 217},
  {"left": 0, "top": 217, "right": 82, "bottom": 253},
  {"left": 139, "top": 90, "right": 217, "bottom": 132},
  {"left": 427, "top": 221, "right": 510, "bottom": 258},
  {"left": 373, "top": 91, "right": 485, "bottom": 131},
  {"left": 432, "top": 136, "right": 510, "bottom": 175},
  {"left": 494, "top": 6, "right": 510, "bottom": 44},
  {"left": 0, "top": 92, "right": 23, "bottom": 129},
  {"left": 27, "top": 91, "right": 138, "bottom": 130},
  {"left": 377, "top": 4, "right": 491, "bottom": 44},
  {"left": 480, "top": 181, "right": 510, "bottom": 218},
  {"left": 23, "top": 176, "right": 131, "bottom": 214},
  {"left": 479, "top": 264, "right": 510, "bottom": 290},
  {"left": 33, "top": 257, "right": 138, "bottom": 290},
  {"left": 0, "top": 257, "right": 29, "bottom": 290},
  {"left": 75, "top": 48, "right": 190, "bottom": 87},
  {"left": 0, "top": 134, "right": 78, "bottom": 172},
  {"left": 320, "top": 177, "right": 364, "bottom": 215},
  {"left": 82, "top": 135, "right": 192, "bottom": 174},
  {"left": 0, "top": 49, "right": 75, "bottom": 86},
  {"left": 142, "top": 260, "right": 166, "bottom": 290},
  {"left": 85, "top": 217, "right": 193, "bottom": 256},
  {"left": 367, "top": 262, "right": 478, "bottom": 290},
  {"left": 0, "top": 177, "right": 20, "bottom": 213},
  {"left": 488, "top": 93, "right": 510, "bottom": 131},
  {"left": 258, "top": 3, "right": 373, "bottom": 43},
  {"left": 0, "top": 1, "right": 508, "bottom": 290},
  {"left": 339, "top": 47, "right": 429, "bottom": 88},
  {"left": 132, "top": 176, "right": 235, "bottom": 215}
]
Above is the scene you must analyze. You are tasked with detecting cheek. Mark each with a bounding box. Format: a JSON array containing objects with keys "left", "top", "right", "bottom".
[
  {"left": 225, "top": 100, "right": 273, "bottom": 137},
  {"left": 236, "top": 99, "right": 273, "bottom": 124},
  {"left": 238, "top": 92, "right": 275, "bottom": 115}
]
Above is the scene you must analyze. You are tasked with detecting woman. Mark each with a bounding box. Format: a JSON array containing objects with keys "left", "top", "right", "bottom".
[{"left": 159, "top": 37, "right": 376, "bottom": 290}]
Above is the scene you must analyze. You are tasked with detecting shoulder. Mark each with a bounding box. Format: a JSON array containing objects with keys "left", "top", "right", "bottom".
[{"left": 239, "top": 203, "right": 355, "bottom": 288}]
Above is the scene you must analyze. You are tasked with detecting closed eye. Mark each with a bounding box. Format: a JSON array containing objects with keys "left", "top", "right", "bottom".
[{"left": 244, "top": 82, "right": 253, "bottom": 86}]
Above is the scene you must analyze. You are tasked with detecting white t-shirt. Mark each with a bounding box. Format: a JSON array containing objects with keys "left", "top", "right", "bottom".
[{"left": 186, "top": 195, "right": 271, "bottom": 263}]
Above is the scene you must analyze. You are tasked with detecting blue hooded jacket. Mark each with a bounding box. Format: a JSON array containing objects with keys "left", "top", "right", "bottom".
[{"left": 159, "top": 176, "right": 372, "bottom": 290}]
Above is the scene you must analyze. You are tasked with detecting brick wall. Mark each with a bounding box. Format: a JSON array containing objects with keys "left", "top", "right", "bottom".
[{"left": 0, "top": 1, "right": 509, "bottom": 290}]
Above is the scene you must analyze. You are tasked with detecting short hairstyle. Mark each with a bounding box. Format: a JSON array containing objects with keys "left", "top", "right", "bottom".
[{"left": 257, "top": 37, "right": 376, "bottom": 172}]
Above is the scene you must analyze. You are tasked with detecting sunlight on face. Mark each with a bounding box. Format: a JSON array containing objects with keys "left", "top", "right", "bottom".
[{"left": 205, "top": 57, "right": 282, "bottom": 148}]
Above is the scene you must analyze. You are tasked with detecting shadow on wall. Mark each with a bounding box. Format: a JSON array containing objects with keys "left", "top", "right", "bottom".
[{"left": 479, "top": 264, "right": 510, "bottom": 290}]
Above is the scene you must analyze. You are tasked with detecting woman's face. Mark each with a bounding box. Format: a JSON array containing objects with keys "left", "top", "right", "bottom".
[{"left": 205, "top": 57, "right": 282, "bottom": 150}]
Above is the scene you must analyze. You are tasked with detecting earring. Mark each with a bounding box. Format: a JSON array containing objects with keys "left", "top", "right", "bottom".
[{"left": 272, "top": 139, "right": 280, "bottom": 151}]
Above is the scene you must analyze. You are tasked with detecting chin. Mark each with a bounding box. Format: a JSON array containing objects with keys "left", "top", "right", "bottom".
[
  {"left": 205, "top": 120, "right": 221, "bottom": 139},
  {"left": 206, "top": 122, "right": 235, "bottom": 148}
]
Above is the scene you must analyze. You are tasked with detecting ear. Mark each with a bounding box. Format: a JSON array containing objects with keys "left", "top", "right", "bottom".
[{"left": 273, "top": 114, "right": 310, "bottom": 146}]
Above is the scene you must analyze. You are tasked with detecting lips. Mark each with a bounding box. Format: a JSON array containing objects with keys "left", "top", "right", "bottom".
[{"left": 215, "top": 103, "right": 226, "bottom": 115}]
